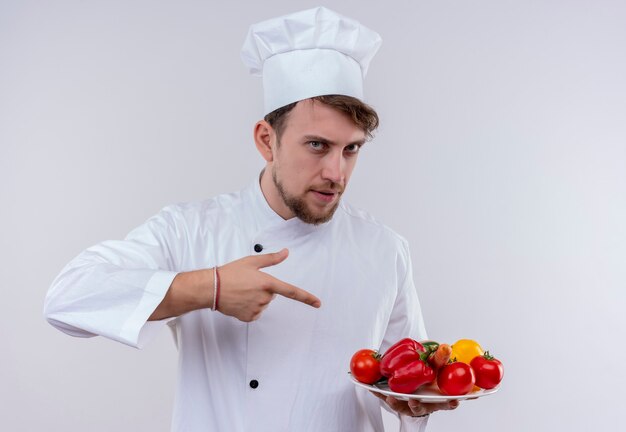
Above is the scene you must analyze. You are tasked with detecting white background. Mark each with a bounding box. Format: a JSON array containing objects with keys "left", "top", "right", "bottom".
[{"left": 2, "top": 1, "right": 624, "bottom": 431}]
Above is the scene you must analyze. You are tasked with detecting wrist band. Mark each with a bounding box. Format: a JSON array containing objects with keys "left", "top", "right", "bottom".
[
  {"left": 211, "top": 266, "right": 219, "bottom": 311},
  {"left": 214, "top": 266, "right": 220, "bottom": 311}
]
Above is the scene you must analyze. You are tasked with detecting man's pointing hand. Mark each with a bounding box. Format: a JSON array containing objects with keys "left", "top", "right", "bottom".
[{"left": 218, "top": 248, "right": 321, "bottom": 322}]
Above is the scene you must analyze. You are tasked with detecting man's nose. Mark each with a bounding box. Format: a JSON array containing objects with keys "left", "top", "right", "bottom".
[{"left": 321, "top": 150, "right": 345, "bottom": 184}]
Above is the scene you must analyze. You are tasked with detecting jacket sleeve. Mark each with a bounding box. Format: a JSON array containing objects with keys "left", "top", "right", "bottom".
[
  {"left": 380, "top": 238, "right": 431, "bottom": 431},
  {"left": 43, "top": 206, "right": 182, "bottom": 348},
  {"left": 380, "top": 238, "right": 428, "bottom": 353}
]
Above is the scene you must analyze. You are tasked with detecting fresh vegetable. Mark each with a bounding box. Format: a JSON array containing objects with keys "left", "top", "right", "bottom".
[
  {"left": 379, "top": 338, "right": 425, "bottom": 378},
  {"left": 379, "top": 338, "right": 436, "bottom": 393},
  {"left": 437, "top": 361, "right": 476, "bottom": 396},
  {"left": 470, "top": 351, "right": 504, "bottom": 389},
  {"left": 421, "top": 340, "right": 440, "bottom": 352},
  {"left": 450, "top": 339, "right": 484, "bottom": 364},
  {"left": 428, "top": 343, "right": 452, "bottom": 371},
  {"left": 350, "top": 349, "right": 383, "bottom": 384},
  {"left": 349, "top": 337, "right": 503, "bottom": 398},
  {"left": 388, "top": 358, "right": 436, "bottom": 393}
]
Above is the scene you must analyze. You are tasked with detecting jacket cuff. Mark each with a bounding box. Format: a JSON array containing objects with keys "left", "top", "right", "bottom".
[{"left": 120, "top": 270, "right": 178, "bottom": 348}]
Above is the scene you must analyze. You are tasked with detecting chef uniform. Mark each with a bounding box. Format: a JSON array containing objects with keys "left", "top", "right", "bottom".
[{"left": 45, "top": 7, "right": 430, "bottom": 432}]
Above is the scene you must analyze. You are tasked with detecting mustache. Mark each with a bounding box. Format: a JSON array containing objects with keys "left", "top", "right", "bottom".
[{"left": 310, "top": 182, "right": 344, "bottom": 193}]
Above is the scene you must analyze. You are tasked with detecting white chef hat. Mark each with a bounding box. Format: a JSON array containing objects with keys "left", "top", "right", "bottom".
[{"left": 241, "top": 6, "right": 382, "bottom": 115}]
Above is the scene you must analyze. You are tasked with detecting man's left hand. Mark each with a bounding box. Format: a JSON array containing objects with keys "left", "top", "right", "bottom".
[{"left": 371, "top": 391, "right": 459, "bottom": 417}]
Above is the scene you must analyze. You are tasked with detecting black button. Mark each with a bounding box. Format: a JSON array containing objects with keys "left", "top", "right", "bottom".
[
  {"left": 254, "top": 244, "right": 263, "bottom": 253},
  {"left": 249, "top": 379, "right": 259, "bottom": 389}
]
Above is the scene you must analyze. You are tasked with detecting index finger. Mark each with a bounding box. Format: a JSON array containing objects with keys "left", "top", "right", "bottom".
[
  {"left": 267, "top": 276, "right": 321, "bottom": 308},
  {"left": 248, "top": 248, "right": 289, "bottom": 269}
]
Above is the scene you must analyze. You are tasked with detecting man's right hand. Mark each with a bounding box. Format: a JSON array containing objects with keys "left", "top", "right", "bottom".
[
  {"left": 218, "top": 248, "right": 321, "bottom": 321},
  {"left": 149, "top": 248, "right": 320, "bottom": 322}
]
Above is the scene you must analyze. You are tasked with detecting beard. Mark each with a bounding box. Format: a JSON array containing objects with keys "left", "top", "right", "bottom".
[{"left": 271, "top": 167, "right": 342, "bottom": 225}]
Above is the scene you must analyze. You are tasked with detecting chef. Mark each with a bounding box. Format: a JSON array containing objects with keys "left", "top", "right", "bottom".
[{"left": 44, "top": 6, "right": 457, "bottom": 431}]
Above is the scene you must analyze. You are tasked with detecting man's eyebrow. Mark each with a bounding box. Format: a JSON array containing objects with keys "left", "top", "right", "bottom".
[
  {"left": 303, "top": 135, "right": 366, "bottom": 146},
  {"left": 303, "top": 135, "right": 332, "bottom": 144}
]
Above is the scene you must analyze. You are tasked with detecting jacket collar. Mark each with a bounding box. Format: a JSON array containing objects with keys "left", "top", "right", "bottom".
[{"left": 244, "top": 173, "right": 333, "bottom": 237}]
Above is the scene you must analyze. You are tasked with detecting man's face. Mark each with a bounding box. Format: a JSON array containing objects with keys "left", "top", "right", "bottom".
[{"left": 266, "top": 99, "right": 366, "bottom": 224}]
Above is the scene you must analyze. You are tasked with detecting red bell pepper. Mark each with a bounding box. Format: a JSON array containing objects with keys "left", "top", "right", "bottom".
[
  {"left": 384, "top": 337, "right": 420, "bottom": 354},
  {"left": 379, "top": 338, "right": 425, "bottom": 378},
  {"left": 380, "top": 338, "right": 437, "bottom": 393},
  {"left": 388, "top": 358, "right": 436, "bottom": 394}
]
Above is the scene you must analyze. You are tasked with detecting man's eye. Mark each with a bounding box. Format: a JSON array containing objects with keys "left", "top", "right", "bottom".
[
  {"left": 309, "top": 141, "right": 324, "bottom": 150},
  {"left": 345, "top": 144, "right": 361, "bottom": 154}
]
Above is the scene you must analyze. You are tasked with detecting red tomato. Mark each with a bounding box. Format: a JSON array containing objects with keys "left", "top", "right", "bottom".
[
  {"left": 350, "top": 349, "right": 382, "bottom": 384},
  {"left": 470, "top": 352, "right": 504, "bottom": 389},
  {"left": 437, "top": 362, "right": 476, "bottom": 395}
]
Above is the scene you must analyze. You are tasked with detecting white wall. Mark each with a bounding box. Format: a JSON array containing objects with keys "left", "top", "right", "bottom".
[{"left": 1, "top": 1, "right": 624, "bottom": 431}]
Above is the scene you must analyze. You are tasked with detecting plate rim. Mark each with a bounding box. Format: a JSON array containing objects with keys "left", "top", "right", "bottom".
[{"left": 348, "top": 373, "right": 499, "bottom": 402}]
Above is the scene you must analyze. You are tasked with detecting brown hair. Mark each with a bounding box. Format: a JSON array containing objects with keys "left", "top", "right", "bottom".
[{"left": 264, "top": 94, "right": 380, "bottom": 141}]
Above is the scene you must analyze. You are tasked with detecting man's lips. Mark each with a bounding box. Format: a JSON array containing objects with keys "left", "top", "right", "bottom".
[{"left": 310, "top": 188, "right": 342, "bottom": 203}]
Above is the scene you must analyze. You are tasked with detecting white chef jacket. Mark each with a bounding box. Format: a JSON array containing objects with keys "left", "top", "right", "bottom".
[{"left": 45, "top": 178, "right": 430, "bottom": 431}]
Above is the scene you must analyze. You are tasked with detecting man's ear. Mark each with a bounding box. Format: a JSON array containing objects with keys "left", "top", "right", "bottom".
[{"left": 254, "top": 120, "right": 275, "bottom": 162}]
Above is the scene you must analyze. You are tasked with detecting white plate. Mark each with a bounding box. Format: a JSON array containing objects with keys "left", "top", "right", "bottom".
[{"left": 349, "top": 375, "right": 499, "bottom": 403}]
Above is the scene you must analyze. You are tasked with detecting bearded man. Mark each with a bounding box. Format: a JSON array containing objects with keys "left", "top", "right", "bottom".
[{"left": 45, "top": 7, "right": 457, "bottom": 431}]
